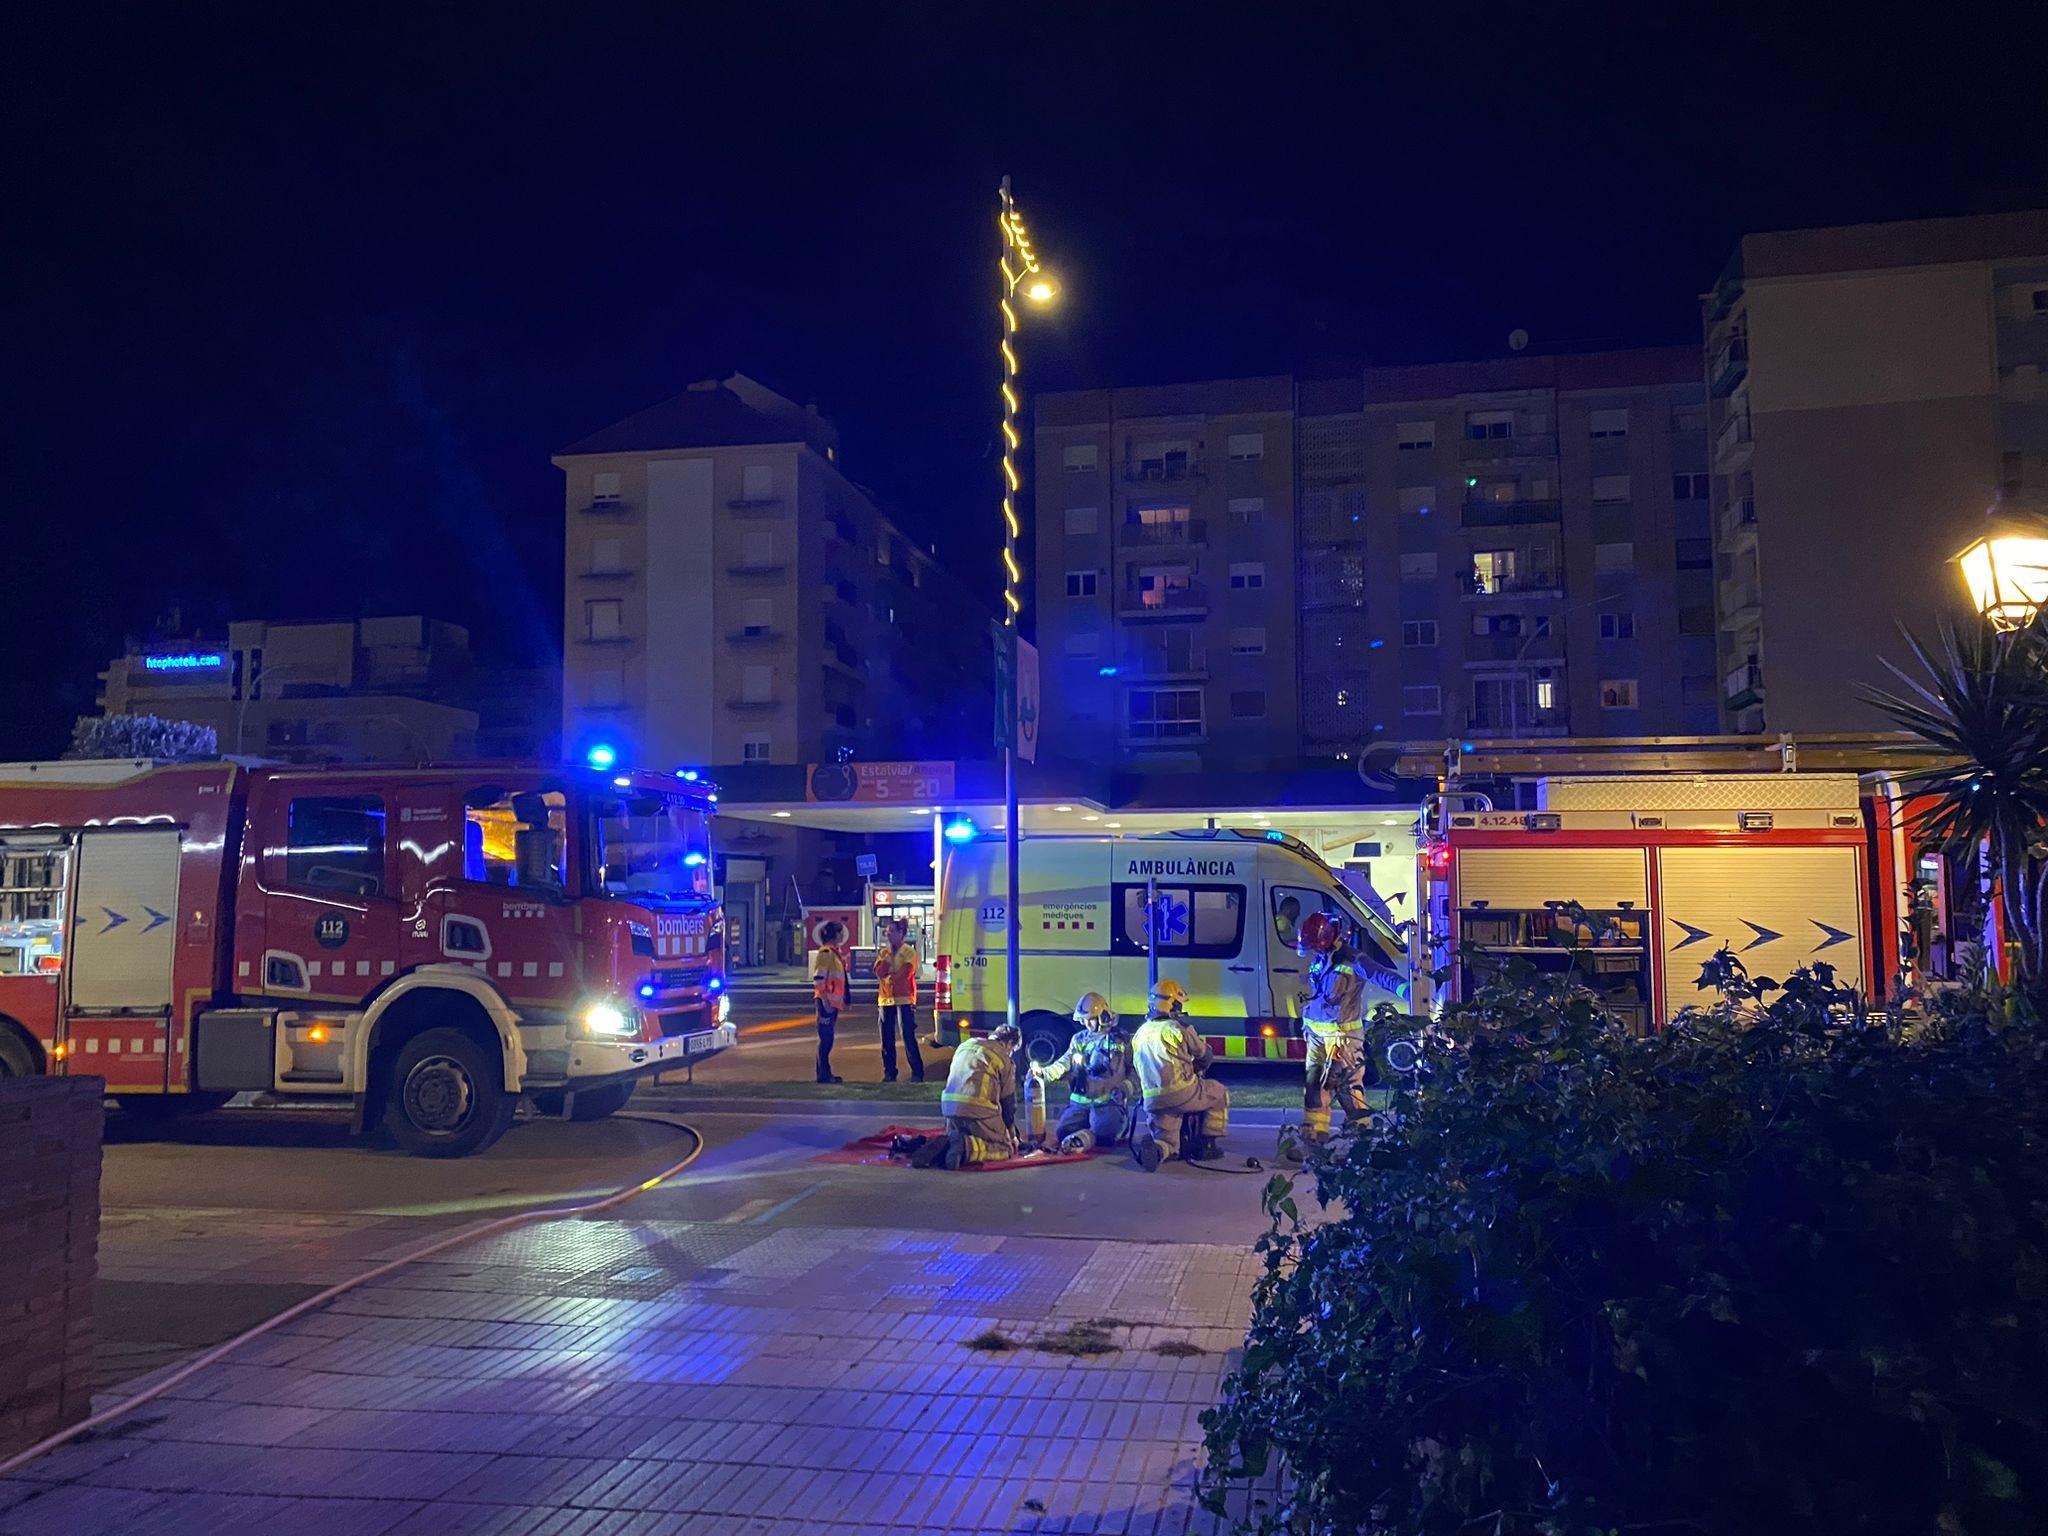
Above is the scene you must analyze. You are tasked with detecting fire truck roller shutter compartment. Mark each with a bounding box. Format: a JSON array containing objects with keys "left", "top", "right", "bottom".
[
  {"left": 1456, "top": 848, "right": 1649, "bottom": 911},
  {"left": 1659, "top": 846, "right": 1864, "bottom": 1013},
  {"left": 69, "top": 829, "right": 182, "bottom": 1011}
]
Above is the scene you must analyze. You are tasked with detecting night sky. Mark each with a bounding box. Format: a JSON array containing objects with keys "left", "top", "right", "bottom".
[{"left": 5, "top": 3, "right": 2042, "bottom": 758}]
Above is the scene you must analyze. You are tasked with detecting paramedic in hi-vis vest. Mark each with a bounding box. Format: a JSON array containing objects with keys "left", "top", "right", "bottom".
[
  {"left": 810, "top": 920, "right": 848, "bottom": 1084},
  {"left": 1290, "top": 910, "right": 1370, "bottom": 1157},
  {"left": 871, "top": 917, "right": 927, "bottom": 1083},
  {"left": 1130, "top": 979, "right": 1229, "bottom": 1170},
  {"left": 1034, "top": 992, "right": 1135, "bottom": 1152},
  {"left": 940, "top": 1022, "right": 1022, "bottom": 1168}
]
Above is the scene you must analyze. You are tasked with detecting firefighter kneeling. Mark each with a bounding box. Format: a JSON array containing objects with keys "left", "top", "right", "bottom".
[
  {"left": 938, "top": 1022, "right": 1022, "bottom": 1169},
  {"left": 1035, "top": 992, "right": 1134, "bottom": 1152},
  {"left": 1130, "top": 979, "right": 1229, "bottom": 1171},
  {"left": 1287, "top": 911, "right": 1371, "bottom": 1160}
]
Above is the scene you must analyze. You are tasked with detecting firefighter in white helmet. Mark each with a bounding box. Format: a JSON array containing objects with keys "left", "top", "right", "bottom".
[
  {"left": 1129, "top": 978, "right": 1229, "bottom": 1170},
  {"left": 940, "top": 1022, "right": 1022, "bottom": 1168},
  {"left": 1035, "top": 992, "right": 1134, "bottom": 1152},
  {"left": 1286, "top": 910, "right": 1371, "bottom": 1160}
]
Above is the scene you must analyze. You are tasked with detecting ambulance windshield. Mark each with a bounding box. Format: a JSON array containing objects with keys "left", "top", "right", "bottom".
[{"left": 591, "top": 793, "right": 713, "bottom": 901}]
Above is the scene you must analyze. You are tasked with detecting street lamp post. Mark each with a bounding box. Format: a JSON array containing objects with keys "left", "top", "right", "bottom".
[{"left": 996, "top": 177, "right": 1057, "bottom": 1068}]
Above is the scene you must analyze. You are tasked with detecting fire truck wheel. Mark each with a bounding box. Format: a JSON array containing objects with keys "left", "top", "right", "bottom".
[
  {"left": 0, "top": 1025, "right": 38, "bottom": 1079},
  {"left": 384, "top": 1027, "right": 515, "bottom": 1158}
]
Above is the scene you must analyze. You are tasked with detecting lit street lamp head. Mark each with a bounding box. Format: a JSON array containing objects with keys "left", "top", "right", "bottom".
[
  {"left": 1023, "top": 275, "right": 1059, "bottom": 305},
  {"left": 1957, "top": 532, "right": 2048, "bottom": 632}
]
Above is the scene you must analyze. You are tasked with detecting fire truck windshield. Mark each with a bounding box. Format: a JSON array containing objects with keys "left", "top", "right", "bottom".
[{"left": 590, "top": 793, "right": 713, "bottom": 902}]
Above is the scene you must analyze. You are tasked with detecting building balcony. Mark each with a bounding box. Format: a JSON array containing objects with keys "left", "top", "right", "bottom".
[
  {"left": 1714, "top": 413, "right": 1754, "bottom": 470},
  {"left": 578, "top": 632, "right": 632, "bottom": 647},
  {"left": 1122, "top": 460, "right": 1203, "bottom": 486},
  {"left": 1460, "top": 572, "right": 1563, "bottom": 599},
  {"left": 1719, "top": 495, "right": 1758, "bottom": 549},
  {"left": 1719, "top": 575, "right": 1763, "bottom": 631},
  {"left": 727, "top": 558, "right": 790, "bottom": 579},
  {"left": 1122, "top": 517, "right": 1208, "bottom": 548},
  {"left": 1725, "top": 657, "right": 1764, "bottom": 710},
  {"left": 578, "top": 565, "right": 635, "bottom": 582},
  {"left": 726, "top": 496, "right": 788, "bottom": 517},
  {"left": 579, "top": 498, "right": 631, "bottom": 518},
  {"left": 725, "top": 627, "right": 785, "bottom": 646},
  {"left": 1466, "top": 711, "right": 1569, "bottom": 737},
  {"left": 726, "top": 695, "right": 782, "bottom": 713},
  {"left": 1461, "top": 498, "right": 1562, "bottom": 528},
  {"left": 1121, "top": 645, "right": 1208, "bottom": 681},
  {"left": 1118, "top": 581, "right": 1208, "bottom": 620},
  {"left": 823, "top": 641, "right": 862, "bottom": 677},
  {"left": 1463, "top": 634, "right": 1562, "bottom": 664},
  {"left": 1457, "top": 432, "right": 1559, "bottom": 463},
  {"left": 1121, "top": 728, "right": 1208, "bottom": 748},
  {"left": 1709, "top": 336, "right": 1750, "bottom": 398}
]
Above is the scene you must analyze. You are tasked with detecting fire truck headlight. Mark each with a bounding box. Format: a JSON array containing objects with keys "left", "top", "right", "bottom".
[
  {"left": 581, "top": 1002, "right": 636, "bottom": 1038},
  {"left": 717, "top": 993, "right": 731, "bottom": 1025}
]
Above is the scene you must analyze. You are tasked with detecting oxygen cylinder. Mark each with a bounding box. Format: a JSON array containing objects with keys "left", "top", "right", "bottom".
[{"left": 1027, "top": 1087, "right": 1047, "bottom": 1143}]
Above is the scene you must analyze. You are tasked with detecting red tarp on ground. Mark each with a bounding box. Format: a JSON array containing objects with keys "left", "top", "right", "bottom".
[{"left": 810, "top": 1124, "right": 1105, "bottom": 1172}]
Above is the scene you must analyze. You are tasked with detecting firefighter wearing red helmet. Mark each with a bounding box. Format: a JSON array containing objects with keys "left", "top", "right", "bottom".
[{"left": 1287, "top": 909, "right": 1370, "bottom": 1159}]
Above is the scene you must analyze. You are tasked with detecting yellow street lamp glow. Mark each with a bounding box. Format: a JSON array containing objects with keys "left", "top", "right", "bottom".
[
  {"left": 1024, "top": 276, "right": 1058, "bottom": 305},
  {"left": 1957, "top": 533, "right": 2048, "bottom": 631}
]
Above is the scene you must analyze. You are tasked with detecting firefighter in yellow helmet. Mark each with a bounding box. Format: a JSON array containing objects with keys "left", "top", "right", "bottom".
[
  {"left": 1034, "top": 991, "right": 1134, "bottom": 1153},
  {"left": 1129, "top": 978, "right": 1229, "bottom": 1170},
  {"left": 940, "top": 1022, "right": 1022, "bottom": 1168},
  {"left": 1287, "top": 911, "right": 1371, "bottom": 1160}
]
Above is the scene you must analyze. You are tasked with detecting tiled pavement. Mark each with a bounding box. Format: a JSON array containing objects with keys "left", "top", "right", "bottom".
[{"left": 1, "top": 1214, "right": 1274, "bottom": 1534}]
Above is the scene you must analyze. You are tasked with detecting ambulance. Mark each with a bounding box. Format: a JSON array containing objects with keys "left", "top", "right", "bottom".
[{"left": 933, "top": 827, "right": 1412, "bottom": 1063}]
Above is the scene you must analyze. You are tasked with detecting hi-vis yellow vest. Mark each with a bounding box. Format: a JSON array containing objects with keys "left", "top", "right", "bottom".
[{"left": 1132, "top": 1016, "right": 1199, "bottom": 1105}]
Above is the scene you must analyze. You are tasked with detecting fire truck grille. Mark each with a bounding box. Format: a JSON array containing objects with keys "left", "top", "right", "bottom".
[{"left": 656, "top": 1009, "right": 705, "bottom": 1038}]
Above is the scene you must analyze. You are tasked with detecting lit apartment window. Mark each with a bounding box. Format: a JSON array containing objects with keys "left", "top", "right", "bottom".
[
  {"left": 1591, "top": 474, "right": 1632, "bottom": 504},
  {"left": 589, "top": 536, "right": 625, "bottom": 574},
  {"left": 1600, "top": 679, "right": 1639, "bottom": 710},
  {"left": 741, "top": 463, "right": 774, "bottom": 501},
  {"left": 1672, "top": 472, "right": 1710, "bottom": 499},
  {"left": 1594, "top": 542, "right": 1635, "bottom": 573},
  {"left": 1399, "top": 552, "right": 1437, "bottom": 582},
  {"left": 1402, "top": 685, "right": 1442, "bottom": 716},
  {"left": 1127, "top": 687, "right": 1204, "bottom": 740},
  {"left": 1066, "top": 570, "right": 1098, "bottom": 598},
  {"left": 591, "top": 471, "right": 622, "bottom": 504},
  {"left": 1229, "top": 562, "right": 1266, "bottom": 591},
  {"left": 1471, "top": 550, "right": 1516, "bottom": 594},
  {"left": 1588, "top": 408, "right": 1629, "bottom": 439},
  {"left": 742, "top": 737, "right": 772, "bottom": 762},
  {"left": 1227, "top": 432, "right": 1265, "bottom": 461},
  {"left": 1064, "top": 506, "right": 1099, "bottom": 535},
  {"left": 585, "top": 599, "right": 623, "bottom": 641},
  {"left": 1534, "top": 675, "right": 1557, "bottom": 711},
  {"left": 1063, "top": 632, "right": 1100, "bottom": 658},
  {"left": 1466, "top": 410, "right": 1515, "bottom": 441},
  {"left": 1063, "top": 444, "right": 1099, "bottom": 472},
  {"left": 1229, "top": 497, "right": 1263, "bottom": 528},
  {"left": 590, "top": 668, "right": 625, "bottom": 707},
  {"left": 1398, "top": 485, "right": 1435, "bottom": 515},
  {"left": 1229, "top": 690, "right": 1267, "bottom": 719},
  {"left": 1402, "top": 620, "right": 1438, "bottom": 648},
  {"left": 1229, "top": 626, "right": 1267, "bottom": 655},
  {"left": 1396, "top": 420, "right": 1435, "bottom": 450},
  {"left": 1599, "top": 612, "right": 1636, "bottom": 640}
]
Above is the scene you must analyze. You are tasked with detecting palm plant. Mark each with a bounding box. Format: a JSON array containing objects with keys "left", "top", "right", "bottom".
[{"left": 1867, "top": 619, "right": 2048, "bottom": 1016}]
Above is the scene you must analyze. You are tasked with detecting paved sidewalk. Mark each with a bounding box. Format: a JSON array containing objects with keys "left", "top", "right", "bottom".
[{"left": 2, "top": 1213, "right": 1271, "bottom": 1534}]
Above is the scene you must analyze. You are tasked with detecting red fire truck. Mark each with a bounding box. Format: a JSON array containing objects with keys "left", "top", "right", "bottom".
[{"left": 0, "top": 756, "right": 732, "bottom": 1155}]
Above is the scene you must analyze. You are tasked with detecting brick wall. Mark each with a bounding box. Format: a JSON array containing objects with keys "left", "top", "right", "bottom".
[{"left": 0, "top": 1075, "right": 103, "bottom": 1459}]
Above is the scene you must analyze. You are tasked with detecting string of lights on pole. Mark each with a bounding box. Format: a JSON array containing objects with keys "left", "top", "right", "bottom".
[{"left": 998, "top": 178, "right": 1057, "bottom": 630}]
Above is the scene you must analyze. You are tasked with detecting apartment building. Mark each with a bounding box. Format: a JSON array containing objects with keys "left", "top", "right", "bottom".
[
  {"left": 557, "top": 374, "right": 990, "bottom": 771},
  {"left": 1704, "top": 210, "right": 2048, "bottom": 732},
  {"left": 1033, "top": 376, "right": 1300, "bottom": 770}
]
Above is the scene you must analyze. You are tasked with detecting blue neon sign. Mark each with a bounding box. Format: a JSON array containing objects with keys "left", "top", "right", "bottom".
[{"left": 142, "top": 653, "right": 227, "bottom": 672}]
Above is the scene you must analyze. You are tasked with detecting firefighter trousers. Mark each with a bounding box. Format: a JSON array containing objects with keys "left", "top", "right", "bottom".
[
  {"left": 1141, "top": 1080, "right": 1228, "bottom": 1157},
  {"left": 946, "top": 1112, "right": 1014, "bottom": 1165},
  {"left": 1054, "top": 1099, "right": 1128, "bottom": 1152},
  {"left": 1303, "top": 1026, "right": 1368, "bottom": 1139}
]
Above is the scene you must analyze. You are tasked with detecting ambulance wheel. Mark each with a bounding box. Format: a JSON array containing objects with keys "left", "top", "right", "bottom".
[
  {"left": 0, "top": 1024, "right": 37, "bottom": 1079},
  {"left": 384, "top": 1027, "right": 515, "bottom": 1158},
  {"left": 531, "top": 1079, "right": 636, "bottom": 1121},
  {"left": 1019, "top": 1012, "right": 1073, "bottom": 1069}
]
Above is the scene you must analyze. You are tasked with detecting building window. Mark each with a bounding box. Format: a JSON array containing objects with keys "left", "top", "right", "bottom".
[
  {"left": 1672, "top": 472, "right": 1710, "bottom": 499},
  {"left": 1470, "top": 549, "right": 1516, "bottom": 594},
  {"left": 1064, "top": 506, "right": 1099, "bottom": 535},
  {"left": 590, "top": 668, "right": 625, "bottom": 707},
  {"left": 1594, "top": 542, "right": 1635, "bottom": 573},
  {"left": 741, "top": 665, "right": 774, "bottom": 703},
  {"left": 740, "top": 597, "right": 775, "bottom": 636},
  {"left": 591, "top": 471, "right": 622, "bottom": 504},
  {"left": 1588, "top": 408, "right": 1630, "bottom": 439},
  {"left": 1134, "top": 565, "right": 1195, "bottom": 607},
  {"left": 743, "top": 530, "right": 777, "bottom": 567},
  {"left": 741, "top": 463, "right": 774, "bottom": 501},
  {"left": 1591, "top": 474, "right": 1632, "bottom": 503},
  {"left": 1396, "top": 420, "right": 1435, "bottom": 450},
  {"left": 1134, "top": 441, "right": 1192, "bottom": 479},
  {"left": 1474, "top": 613, "right": 1526, "bottom": 638},
  {"left": 1675, "top": 537, "right": 1713, "bottom": 570},
  {"left": 1229, "top": 562, "right": 1266, "bottom": 590},
  {"left": 1534, "top": 674, "right": 1557, "bottom": 711},
  {"left": 285, "top": 796, "right": 386, "bottom": 896},
  {"left": 1399, "top": 552, "right": 1437, "bottom": 582},
  {"left": 1227, "top": 432, "right": 1265, "bottom": 461},
  {"left": 1229, "top": 690, "right": 1267, "bottom": 719},
  {"left": 1466, "top": 410, "right": 1515, "bottom": 441},
  {"left": 1599, "top": 612, "right": 1636, "bottom": 640},
  {"left": 588, "top": 536, "right": 625, "bottom": 574},
  {"left": 1228, "top": 496, "right": 1264, "bottom": 527},
  {"left": 585, "top": 599, "right": 624, "bottom": 641},
  {"left": 1402, "top": 620, "right": 1438, "bottom": 648},
  {"left": 1063, "top": 444, "right": 1099, "bottom": 472},
  {"left": 1600, "top": 679, "right": 1639, "bottom": 710},
  {"left": 1402, "top": 685, "right": 1442, "bottom": 716},
  {"left": 1678, "top": 605, "right": 1715, "bottom": 635},
  {"left": 742, "top": 737, "right": 773, "bottom": 762},
  {"left": 1398, "top": 484, "right": 1435, "bottom": 515},
  {"left": 1066, "top": 570, "right": 1098, "bottom": 598},
  {"left": 1670, "top": 403, "right": 1709, "bottom": 433},
  {"left": 1127, "top": 687, "right": 1204, "bottom": 740},
  {"left": 1063, "top": 632, "right": 1101, "bottom": 658},
  {"left": 1229, "top": 626, "right": 1267, "bottom": 655},
  {"left": 2029, "top": 287, "right": 2048, "bottom": 316}
]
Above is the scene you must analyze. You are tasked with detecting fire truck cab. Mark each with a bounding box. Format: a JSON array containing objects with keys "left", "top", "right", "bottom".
[{"left": 0, "top": 757, "right": 733, "bottom": 1156}]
